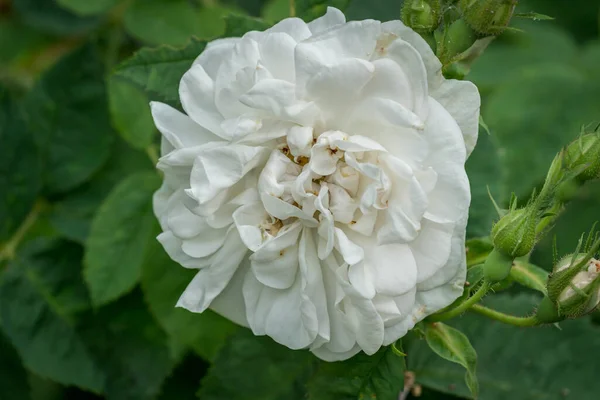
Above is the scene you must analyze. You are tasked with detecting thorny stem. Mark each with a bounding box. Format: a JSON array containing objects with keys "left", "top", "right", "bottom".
[
  {"left": 470, "top": 304, "right": 540, "bottom": 327},
  {"left": 428, "top": 280, "right": 492, "bottom": 322},
  {"left": 0, "top": 200, "right": 45, "bottom": 263}
]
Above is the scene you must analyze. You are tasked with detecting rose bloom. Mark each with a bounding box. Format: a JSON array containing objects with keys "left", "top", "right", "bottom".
[{"left": 152, "top": 7, "right": 480, "bottom": 361}]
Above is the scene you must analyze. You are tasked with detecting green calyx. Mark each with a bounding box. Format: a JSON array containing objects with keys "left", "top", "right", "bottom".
[
  {"left": 535, "top": 296, "right": 563, "bottom": 324},
  {"left": 401, "top": 0, "right": 442, "bottom": 33},
  {"left": 482, "top": 248, "right": 514, "bottom": 283},
  {"left": 435, "top": 18, "right": 477, "bottom": 64},
  {"left": 459, "top": 0, "right": 518, "bottom": 35},
  {"left": 564, "top": 132, "right": 600, "bottom": 183},
  {"left": 491, "top": 206, "right": 538, "bottom": 258}
]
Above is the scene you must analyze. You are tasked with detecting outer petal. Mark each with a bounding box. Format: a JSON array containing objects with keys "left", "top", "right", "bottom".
[
  {"left": 150, "top": 102, "right": 220, "bottom": 149},
  {"left": 176, "top": 229, "right": 248, "bottom": 312},
  {"left": 307, "top": 7, "right": 346, "bottom": 34},
  {"left": 430, "top": 79, "right": 481, "bottom": 156}
]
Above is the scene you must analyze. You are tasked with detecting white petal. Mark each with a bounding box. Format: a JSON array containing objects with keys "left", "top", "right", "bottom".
[
  {"left": 157, "top": 231, "right": 213, "bottom": 270},
  {"left": 239, "top": 78, "right": 297, "bottom": 118},
  {"left": 258, "top": 32, "right": 297, "bottom": 82},
  {"left": 250, "top": 222, "right": 302, "bottom": 289},
  {"left": 232, "top": 202, "right": 268, "bottom": 251},
  {"left": 193, "top": 37, "right": 239, "bottom": 79},
  {"left": 307, "top": 7, "right": 346, "bottom": 34},
  {"left": 176, "top": 229, "right": 248, "bottom": 312},
  {"left": 287, "top": 126, "right": 314, "bottom": 157},
  {"left": 189, "top": 144, "right": 267, "bottom": 204},
  {"left": 380, "top": 21, "right": 443, "bottom": 89},
  {"left": 334, "top": 228, "right": 364, "bottom": 265},
  {"left": 210, "top": 258, "right": 250, "bottom": 327},
  {"left": 295, "top": 20, "right": 381, "bottom": 96},
  {"left": 266, "top": 17, "right": 312, "bottom": 42},
  {"left": 410, "top": 219, "right": 454, "bottom": 284},
  {"left": 151, "top": 102, "right": 220, "bottom": 149},
  {"left": 431, "top": 79, "right": 481, "bottom": 156},
  {"left": 179, "top": 64, "right": 224, "bottom": 136},
  {"left": 365, "top": 243, "right": 418, "bottom": 297},
  {"left": 422, "top": 98, "right": 470, "bottom": 223},
  {"left": 243, "top": 270, "right": 318, "bottom": 350},
  {"left": 181, "top": 228, "right": 228, "bottom": 258},
  {"left": 260, "top": 193, "right": 318, "bottom": 226}
]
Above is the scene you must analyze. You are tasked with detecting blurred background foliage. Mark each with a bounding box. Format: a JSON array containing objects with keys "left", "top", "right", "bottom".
[{"left": 1, "top": 0, "right": 600, "bottom": 399}]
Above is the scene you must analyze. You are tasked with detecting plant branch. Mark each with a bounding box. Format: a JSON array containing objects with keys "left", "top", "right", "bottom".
[
  {"left": 0, "top": 200, "right": 45, "bottom": 263},
  {"left": 428, "top": 280, "right": 492, "bottom": 322},
  {"left": 289, "top": 0, "right": 296, "bottom": 17},
  {"left": 470, "top": 304, "right": 540, "bottom": 327}
]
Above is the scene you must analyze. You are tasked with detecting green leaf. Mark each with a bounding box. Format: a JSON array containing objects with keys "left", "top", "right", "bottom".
[
  {"left": 199, "top": 330, "right": 314, "bottom": 400},
  {"left": 49, "top": 138, "right": 153, "bottom": 243},
  {"left": 114, "top": 38, "right": 207, "bottom": 107},
  {"left": 0, "top": 86, "right": 42, "bottom": 243},
  {"left": 223, "top": 13, "right": 271, "bottom": 37},
  {"left": 108, "top": 77, "right": 157, "bottom": 150},
  {"left": 483, "top": 65, "right": 600, "bottom": 201},
  {"left": 466, "top": 237, "right": 493, "bottom": 268},
  {"left": 24, "top": 43, "right": 114, "bottom": 194},
  {"left": 13, "top": 0, "right": 100, "bottom": 35},
  {"left": 141, "top": 232, "right": 239, "bottom": 361},
  {"left": 262, "top": 0, "right": 289, "bottom": 22},
  {"left": 156, "top": 354, "right": 208, "bottom": 400},
  {"left": 510, "top": 260, "right": 549, "bottom": 295},
  {"left": 0, "top": 332, "right": 30, "bottom": 400},
  {"left": 0, "top": 240, "right": 105, "bottom": 392},
  {"left": 409, "top": 293, "right": 600, "bottom": 399},
  {"left": 513, "top": 12, "right": 554, "bottom": 21},
  {"left": 57, "top": 0, "right": 118, "bottom": 16},
  {"left": 78, "top": 291, "right": 175, "bottom": 400},
  {"left": 307, "top": 346, "right": 406, "bottom": 400},
  {"left": 424, "top": 323, "right": 479, "bottom": 399},
  {"left": 465, "top": 129, "right": 502, "bottom": 238},
  {"left": 84, "top": 172, "right": 160, "bottom": 306},
  {"left": 469, "top": 20, "right": 578, "bottom": 91},
  {"left": 296, "top": 0, "right": 350, "bottom": 20},
  {"left": 124, "top": 0, "right": 235, "bottom": 46},
  {"left": 344, "top": 0, "right": 401, "bottom": 21},
  {"left": 0, "top": 18, "right": 52, "bottom": 65}
]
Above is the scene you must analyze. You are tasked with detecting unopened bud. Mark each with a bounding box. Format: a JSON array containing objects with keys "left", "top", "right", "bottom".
[
  {"left": 401, "top": 0, "right": 442, "bottom": 33},
  {"left": 491, "top": 207, "right": 537, "bottom": 258},
  {"left": 459, "top": 0, "right": 518, "bottom": 35},
  {"left": 564, "top": 133, "right": 600, "bottom": 182},
  {"left": 548, "top": 254, "right": 600, "bottom": 318},
  {"left": 435, "top": 18, "right": 477, "bottom": 64}
]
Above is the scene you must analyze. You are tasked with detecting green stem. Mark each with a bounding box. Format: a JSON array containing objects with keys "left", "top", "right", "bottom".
[
  {"left": 470, "top": 304, "right": 540, "bottom": 327},
  {"left": 429, "top": 280, "right": 491, "bottom": 322},
  {"left": 289, "top": 0, "right": 296, "bottom": 17},
  {"left": 146, "top": 145, "right": 160, "bottom": 165},
  {"left": 0, "top": 200, "right": 45, "bottom": 262}
]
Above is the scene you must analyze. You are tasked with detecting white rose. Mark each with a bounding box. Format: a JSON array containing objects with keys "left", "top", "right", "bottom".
[{"left": 152, "top": 7, "right": 480, "bottom": 361}]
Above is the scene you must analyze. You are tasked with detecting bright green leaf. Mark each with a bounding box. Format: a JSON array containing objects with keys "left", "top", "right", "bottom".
[
  {"left": 49, "top": 138, "right": 153, "bottom": 243},
  {"left": 108, "top": 77, "right": 157, "bottom": 150},
  {"left": 84, "top": 172, "right": 160, "bottom": 306},
  {"left": 307, "top": 346, "right": 406, "bottom": 400},
  {"left": 24, "top": 44, "right": 114, "bottom": 194},
  {"left": 0, "top": 86, "right": 42, "bottom": 243},
  {"left": 0, "top": 240, "right": 105, "bottom": 392},
  {"left": 199, "top": 330, "right": 314, "bottom": 400},
  {"left": 78, "top": 291, "right": 175, "bottom": 400},
  {"left": 424, "top": 323, "right": 479, "bottom": 399},
  {"left": 0, "top": 332, "right": 30, "bottom": 400},
  {"left": 114, "top": 38, "right": 207, "bottom": 107},
  {"left": 510, "top": 261, "right": 549, "bottom": 295},
  {"left": 57, "top": 0, "right": 118, "bottom": 16},
  {"left": 124, "top": 0, "right": 235, "bottom": 46},
  {"left": 13, "top": 0, "right": 100, "bottom": 35},
  {"left": 141, "top": 233, "right": 239, "bottom": 361}
]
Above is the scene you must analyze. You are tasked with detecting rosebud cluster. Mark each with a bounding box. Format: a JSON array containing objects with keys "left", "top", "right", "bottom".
[{"left": 401, "top": 0, "right": 441, "bottom": 33}]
